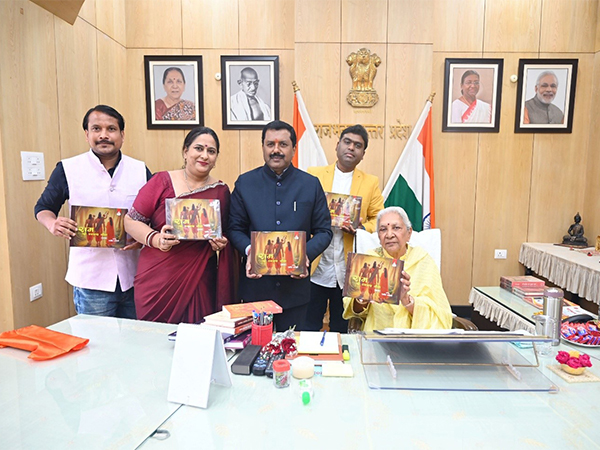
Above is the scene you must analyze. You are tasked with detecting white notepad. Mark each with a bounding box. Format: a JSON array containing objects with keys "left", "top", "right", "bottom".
[{"left": 297, "top": 331, "right": 340, "bottom": 354}]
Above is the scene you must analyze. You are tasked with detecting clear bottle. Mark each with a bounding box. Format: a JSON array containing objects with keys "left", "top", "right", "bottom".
[
  {"left": 272, "top": 359, "right": 291, "bottom": 388},
  {"left": 299, "top": 379, "right": 313, "bottom": 405},
  {"left": 543, "top": 287, "right": 563, "bottom": 346}
]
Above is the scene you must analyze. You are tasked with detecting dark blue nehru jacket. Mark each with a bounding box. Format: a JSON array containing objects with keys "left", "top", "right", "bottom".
[{"left": 229, "top": 164, "right": 332, "bottom": 309}]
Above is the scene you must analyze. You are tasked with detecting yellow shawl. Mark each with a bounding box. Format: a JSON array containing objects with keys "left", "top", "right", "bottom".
[{"left": 342, "top": 245, "right": 452, "bottom": 331}]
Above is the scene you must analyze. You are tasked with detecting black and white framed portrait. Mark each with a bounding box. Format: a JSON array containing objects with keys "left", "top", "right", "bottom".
[
  {"left": 144, "top": 55, "right": 203, "bottom": 130},
  {"left": 221, "top": 55, "right": 279, "bottom": 130},
  {"left": 515, "top": 59, "right": 578, "bottom": 133},
  {"left": 442, "top": 58, "right": 504, "bottom": 133}
]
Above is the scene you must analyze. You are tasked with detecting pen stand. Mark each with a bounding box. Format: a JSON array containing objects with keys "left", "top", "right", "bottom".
[{"left": 252, "top": 322, "right": 273, "bottom": 348}]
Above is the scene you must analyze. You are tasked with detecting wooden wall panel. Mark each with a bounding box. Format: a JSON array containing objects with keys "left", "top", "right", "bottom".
[
  {"left": 471, "top": 53, "right": 537, "bottom": 288},
  {"left": 55, "top": 16, "right": 99, "bottom": 160},
  {"left": 125, "top": 0, "right": 182, "bottom": 48},
  {"left": 239, "top": 130, "right": 265, "bottom": 174},
  {"left": 0, "top": 128, "right": 14, "bottom": 332},
  {"left": 183, "top": 48, "right": 240, "bottom": 189},
  {"left": 527, "top": 54, "right": 594, "bottom": 243},
  {"left": 296, "top": 0, "right": 340, "bottom": 43},
  {"left": 97, "top": 33, "right": 128, "bottom": 122},
  {"left": 96, "top": 0, "right": 126, "bottom": 46},
  {"left": 78, "top": 0, "right": 96, "bottom": 25},
  {"left": 0, "top": 0, "right": 71, "bottom": 329},
  {"left": 125, "top": 49, "right": 185, "bottom": 171},
  {"left": 388, "top": 0, "right": 433, "bottom": 44},
  {"left": 339, "top": 43, "right": 386, "bottom": 183},
  {"left": 341, "top": 0, "right": 387, "bottom": 43},
  {"left": 432, "top": 52, "right": 478, "bottom": 304},
  {"left": 384, "top": 44, "right": 433, "bottom": 184},
  {"left": 182, "top": 0, "right": 238, "bottom": 49},
  {"left": 30, "top": 0, "right": 85, "bottom": 25},
  {"left": 584, "top": 53, "right": 600, "bottom": 238},
  {"left": 540, "top": 0, "right": 598, "bottom": 53},
  {"left": 239, "top": 0, "right": 294, "bottom": 49},
  {"left": 597, "top": 7, "right": 600, "bottom": 52},
  {"left": 433, "top": 0, "right": 484, "bottom": 52},
  {"left": 294, "top": 43, "right": 341, "bottom": 164},
  {"left": 484, "top": 0, "right": 541, "bottom": 52}
]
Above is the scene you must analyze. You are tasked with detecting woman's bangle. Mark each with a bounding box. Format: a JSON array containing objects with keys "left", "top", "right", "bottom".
[
  {"left": 402, "top": 295, "right": 414, "bottom": 309},
  {"left": 146, "top": 230, "right": 158, "bottom": 248}
]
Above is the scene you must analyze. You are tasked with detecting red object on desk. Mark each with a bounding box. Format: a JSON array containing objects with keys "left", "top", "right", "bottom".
[{"left": 0, "top": 325, "right": 89, "bottom": 360}]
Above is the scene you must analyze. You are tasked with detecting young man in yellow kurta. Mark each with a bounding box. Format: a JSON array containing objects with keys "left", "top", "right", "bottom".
[{"left": 306, "top": 125, "right": 384, "bottom": 332}]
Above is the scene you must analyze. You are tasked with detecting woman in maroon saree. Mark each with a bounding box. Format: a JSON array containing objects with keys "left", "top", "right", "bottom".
[{"left": 124, "top": 127, "right": 235, "bottom": 323}]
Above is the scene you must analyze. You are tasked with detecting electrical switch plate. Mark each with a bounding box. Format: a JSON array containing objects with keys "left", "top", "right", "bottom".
[
  {"left": 21, "top": 151, "right": 45, "bottom": 181},
  {"left": 30, "top": 283, "right": 43, "bottom": 301},
  {"left": 494, "top": 249, "right": 507, "bottom": 259}
]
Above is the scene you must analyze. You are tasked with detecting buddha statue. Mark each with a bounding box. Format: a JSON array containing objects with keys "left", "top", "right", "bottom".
[{"left": 562, "top": 212, "right": 588, "bottom": 247}]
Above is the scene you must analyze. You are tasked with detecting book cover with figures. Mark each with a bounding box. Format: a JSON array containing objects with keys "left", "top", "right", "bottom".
[
  {"left": 343, "top": 252, "right": 403, "bottom": 305},
  {"left": 325, "top": 192, "right": 362, "bottom": 229},
  {"left": 70, "top": 206, "right": 128, "bottom": 248},
  {"left": 165, "top": 198, "right": 221, "bottom": 240},
  {"left": 250, "top": 231, "right": 307, "bottom": 276}
]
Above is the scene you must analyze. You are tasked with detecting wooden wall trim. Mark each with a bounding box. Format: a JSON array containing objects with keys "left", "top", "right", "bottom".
[{"left": 30, "top": 0, "right": 84, "bottom": 25}]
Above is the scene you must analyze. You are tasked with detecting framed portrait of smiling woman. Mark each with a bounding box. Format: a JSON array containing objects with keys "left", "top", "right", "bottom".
[
  {"left": 221, "top": 55, "right": 279, "bottom": 130},
  {"left": 144, "top": 55, "right": 204, "bottom": 130},
  {"left": 442, "top": 58, "right": 504, "bottom": 133},
  {"left": 514, "top": 59, "right": 578, "bottom": 133}
]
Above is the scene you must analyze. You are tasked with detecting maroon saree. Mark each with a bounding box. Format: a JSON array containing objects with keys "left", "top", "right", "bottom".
[{"left": 129, "top": 172, "right": 235, "bottom": 323}]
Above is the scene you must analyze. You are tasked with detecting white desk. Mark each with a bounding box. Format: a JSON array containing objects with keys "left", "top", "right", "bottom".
[
  {"left": 0, "top": 315, "right": 179, "bottom": 449},
  {"left": 519, "top": 242, "right": 600, "bottom": 305},
  {"left": 4, "top": 316, "right": 600, "bottom": 449},
  {"left": 140, "top": 334, "right": 600, "bottom": 450}
]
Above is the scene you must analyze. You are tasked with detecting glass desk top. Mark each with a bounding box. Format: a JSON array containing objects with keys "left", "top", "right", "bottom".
[
  {"left": 140, "top": 335, "right": 600, "bottom": 449},
  {"left": 474, "top": 286, "right": 600, "bottom": 361},
  {"left": 0, "top": 315, "right": 179, "bottom": 450}
]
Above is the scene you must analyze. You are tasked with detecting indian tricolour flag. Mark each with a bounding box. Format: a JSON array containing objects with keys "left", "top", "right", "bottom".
[
  {"left": 292, "top": 82, "right": 328, "bottom": 170},
  {"left": 382, "top": 100, "right": 435, "bottom": 232}
]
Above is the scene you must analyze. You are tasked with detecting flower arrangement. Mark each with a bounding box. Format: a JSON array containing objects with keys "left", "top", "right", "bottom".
[{"left": 556, "top": 350, "right": 592, "bottom": 375}]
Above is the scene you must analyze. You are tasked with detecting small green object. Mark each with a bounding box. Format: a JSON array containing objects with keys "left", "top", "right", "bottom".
[{"left": 302, "top": 391, "right": 311, "bottom": 405}]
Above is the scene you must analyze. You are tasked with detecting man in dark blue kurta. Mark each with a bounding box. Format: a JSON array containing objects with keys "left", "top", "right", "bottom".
[{"left": 229, "top": 121, "right": 332, "bottom": 331}]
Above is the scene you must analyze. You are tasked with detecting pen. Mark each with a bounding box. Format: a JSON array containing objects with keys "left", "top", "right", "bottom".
[{"left": 320, "top": 330, "right": 326, "bottom": 346}]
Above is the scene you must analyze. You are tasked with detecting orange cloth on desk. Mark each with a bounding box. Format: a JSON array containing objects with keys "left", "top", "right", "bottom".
[{"left": 0, "top": 325, "right": 89, "bottom": 360}]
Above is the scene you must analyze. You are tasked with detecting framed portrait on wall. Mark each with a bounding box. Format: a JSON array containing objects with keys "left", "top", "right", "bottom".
[
  {"left": 442, "top": 58, "right": 504, "bottom": 133},
  {"left": 514, "top": 59, "right": 578, "bottom": 133},
  {"left": 144, "top": 55, "right": 204, "bottom": 130},
  {"left": 220, "top": 55, "right": 279, "bottom": 130}
]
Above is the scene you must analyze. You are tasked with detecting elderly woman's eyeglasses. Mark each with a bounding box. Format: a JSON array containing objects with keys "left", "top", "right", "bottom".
[{"left": 463, "top": 80, "right": 480, "bottom": 86}]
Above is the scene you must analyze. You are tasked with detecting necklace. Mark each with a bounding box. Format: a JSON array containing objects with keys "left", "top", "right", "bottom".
[{"left": 183, "top": 170, "right": 209, "bottom": 192}]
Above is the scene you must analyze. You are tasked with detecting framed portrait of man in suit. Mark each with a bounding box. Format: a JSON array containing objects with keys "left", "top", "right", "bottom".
[
  {"left": 514, "top": 59, "right": 578, "bottom": 133},
  {"left": 221, "top": 56, "right": 279, "bottom": 130}
]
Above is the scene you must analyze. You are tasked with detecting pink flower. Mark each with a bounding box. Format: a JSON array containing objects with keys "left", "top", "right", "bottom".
[
  {"left": 556, "top": 351, "right": 570, "bottom": 364},
  {"left": 567, "top": 358, "right": 582, "bottom": 369},
  {"left": 580, "top": 354, "right": 592, "bottom": 368}
]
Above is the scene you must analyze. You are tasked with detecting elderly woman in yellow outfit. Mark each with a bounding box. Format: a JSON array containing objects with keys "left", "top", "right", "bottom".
[{"left": 343, "top": 206, "right": 452, "bottom": 332}]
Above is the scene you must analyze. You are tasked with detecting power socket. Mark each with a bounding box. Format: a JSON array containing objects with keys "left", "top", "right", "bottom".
[
  {"left": 494, "top": 249, "right": 507, "bottom": 259},
  {"left": 30, "top": 283, "right": 43, "bottom": 301}
]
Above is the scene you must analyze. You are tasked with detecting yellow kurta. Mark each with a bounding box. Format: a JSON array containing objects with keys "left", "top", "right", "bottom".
[{"left": 342, "top": 245, "right": 452, "bottom": 331}]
